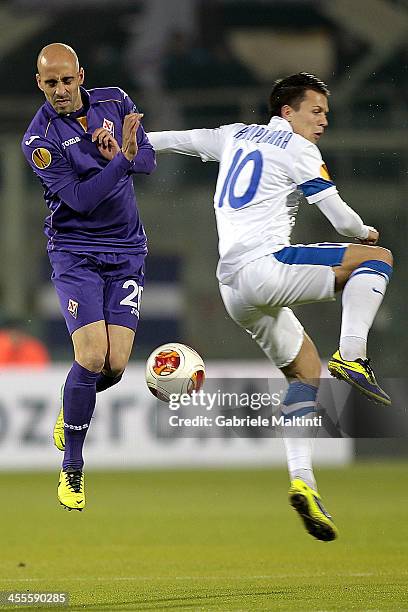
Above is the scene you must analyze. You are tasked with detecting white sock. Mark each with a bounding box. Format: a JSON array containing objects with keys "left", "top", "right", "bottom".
[
  {"left": 281, "top": 382, "right": 318, "bottom": 490},
  {"left": 340, "top": 266, "right": 389, "bottom": 360},
  {"left": 284, "top": 438, "right": 316, "bottom": 490}
]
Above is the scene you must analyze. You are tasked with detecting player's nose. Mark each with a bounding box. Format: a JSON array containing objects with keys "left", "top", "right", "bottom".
[{"left": 55, "top": 81, "right": 67, "bottom": 96}]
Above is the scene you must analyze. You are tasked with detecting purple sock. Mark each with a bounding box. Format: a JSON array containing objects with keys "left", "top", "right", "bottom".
[
  {"left": 95, "top": 372, "right": 123, "bottom": 393},
  {"left": 62, "top": 361, "right": 99, "bottom": 471}
]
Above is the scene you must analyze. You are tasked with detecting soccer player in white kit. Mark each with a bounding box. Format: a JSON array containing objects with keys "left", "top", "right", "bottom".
[{"left": 148, "top": 73, "right": 393, "bottom": 541}]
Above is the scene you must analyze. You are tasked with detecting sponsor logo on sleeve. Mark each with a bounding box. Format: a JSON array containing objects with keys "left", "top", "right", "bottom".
[
  {"left": 32, "top": 147, "right": 52, "bottom": 169},
  {"left": 25, "top": 135, "right": 40, "bottom": 146}
]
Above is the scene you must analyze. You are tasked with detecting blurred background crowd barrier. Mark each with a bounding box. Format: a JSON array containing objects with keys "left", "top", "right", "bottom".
[{"left": 0, "top": 364, "right": 353, "bottom": 469}]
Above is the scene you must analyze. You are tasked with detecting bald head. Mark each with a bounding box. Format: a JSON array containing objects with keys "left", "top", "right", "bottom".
[
  {"left": 36, "top": 43, "right": 84, "bottom": 114},
  {"left": 37, "top": 43, "right": 79, "bottom": 72}
]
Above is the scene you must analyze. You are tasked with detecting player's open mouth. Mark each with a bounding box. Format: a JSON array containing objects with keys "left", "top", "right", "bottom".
[{"left": 55, "top": 99, "right": 70, "bottom": 106}]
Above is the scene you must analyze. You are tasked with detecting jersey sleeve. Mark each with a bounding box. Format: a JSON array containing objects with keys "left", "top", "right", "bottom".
[
  {"left": 22, "top": 136, "right": 78, "bottom": 195},
  {"left": 315, "top": 192, "right": 369, "bottom": 238},
  {"left": 293, "top": 142, "right": 338, "bottom": 204},
  {"left": 120, "top": 88, "right": 138, "bottom": 116},
  {"left": 117, "top": 90, "right": 156, "bottom": 174},
  {"left": 148, "top": 126, "right": 229, "bottom": 162},
  {"left": 132, "top": 123, "right": 156, "bottom": 174},
  {"left": 22, "top": 134, "right": 135, "bottom": 216}
]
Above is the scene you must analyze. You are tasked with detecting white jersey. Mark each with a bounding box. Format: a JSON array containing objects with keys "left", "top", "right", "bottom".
[{"left": 148, "top": 117, "right": 338, "bottom": 282}]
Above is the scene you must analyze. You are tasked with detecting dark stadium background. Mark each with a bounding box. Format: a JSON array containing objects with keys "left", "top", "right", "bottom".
[{"left": 0, "top": 2, "right": 407, "bottom": 610}]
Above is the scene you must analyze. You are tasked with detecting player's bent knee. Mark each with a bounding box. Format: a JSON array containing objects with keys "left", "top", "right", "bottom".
[
  {"left": 104, "top": 365, "right": 125, "bottom": 379},
  {"left": 75, "top": 352, "right": 106, "bottom": 373},
  {"left": 286, "top": 359, "right": 321, "bottom": 384},
  {"left": 337, "top": 245, "right": 393, "bottom": 289},
  {"left": 105, "top": 354, "right": 129, "bottom": 378},
  {"left": 374, "top": 246, "right": 393, "bottom": 266}
]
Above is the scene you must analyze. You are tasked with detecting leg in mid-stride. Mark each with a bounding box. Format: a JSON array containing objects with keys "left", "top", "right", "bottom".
[
  {"left": 277, "top": 243, "right": 393, "bottom": 538},
  {"left": 50, "top": 251, "right": 144, "bottom": 511},
  {"left": 219, "top": 240, "right": 393, "bottom": 540},
  {"left": 328, "top": 243, "right": 393, "bottom": 405},
  {"left": 219, "top": 271, "right": 339, "bottom": 541},
  {"left": 281, "top": 334, "right": 338, "bottom": 542},
  {"left": 56, "top": 321, "right": 136, "bottom": 511},
  {"left": 53, "top": 323, "right": 135, "bottom": 453}
]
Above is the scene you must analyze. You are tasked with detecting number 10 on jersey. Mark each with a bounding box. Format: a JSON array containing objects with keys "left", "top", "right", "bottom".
[{"left": 218, "top": 148, "right": 263, "bottom": 209}]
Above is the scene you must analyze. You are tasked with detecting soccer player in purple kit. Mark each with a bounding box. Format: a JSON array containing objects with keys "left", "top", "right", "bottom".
[{"left": 22, "top": 43, "right": 156, "bottom": 511}]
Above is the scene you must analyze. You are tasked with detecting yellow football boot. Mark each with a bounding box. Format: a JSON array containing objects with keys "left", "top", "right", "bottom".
[
  {"left": 289, "top": 478, "right": 338, "bottom": 542},
  {"left": 328, "top": 350, "right": 391, "bottom": 406},
  {"left": 58, "top": 469, "right": 85, "bottom": 511},
  {"left": 53, "top": 385, "right": 65, "bottom": 451}
]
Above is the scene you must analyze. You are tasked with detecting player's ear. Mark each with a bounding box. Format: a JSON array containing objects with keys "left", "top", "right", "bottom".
[
  {"left": 78, "top": 67, "right": 85, "bottom": 85},
  {"left": 36, "top": 73, "right": 44, "bottom": 92},
  {"left": 281, "top": 104, "right": 293, "bottom": 122}
]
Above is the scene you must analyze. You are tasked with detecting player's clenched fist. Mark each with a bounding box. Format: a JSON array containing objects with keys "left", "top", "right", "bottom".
[
  {"left": 357, "top": 227, "right": 379, "bottom": 245},
  {"left": 122, "top": 113, "right": 143, "bottom": 161},
  {"left": 92, "top": 128, "right": 121, "bottom": 161}
]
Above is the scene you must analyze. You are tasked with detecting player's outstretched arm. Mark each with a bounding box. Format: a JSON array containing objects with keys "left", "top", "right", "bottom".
[
  {"left": 148, "top": 127, "right": 226, "bottom": 162},
  {"left": 315, "top": 193, "right": 379, "bottom": 243},
  {"left": 148, "top": 130, "right": 201, "bottom": 156}
]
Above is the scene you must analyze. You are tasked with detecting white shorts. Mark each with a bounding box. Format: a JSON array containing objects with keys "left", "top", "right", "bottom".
[{"left": 219, "top": 243, "right": 347, "bottom": 368}]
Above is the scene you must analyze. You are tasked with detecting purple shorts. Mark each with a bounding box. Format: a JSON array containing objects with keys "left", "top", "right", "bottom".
[{"left": 49, "top": 251, "right": 145, "bottom": 335}]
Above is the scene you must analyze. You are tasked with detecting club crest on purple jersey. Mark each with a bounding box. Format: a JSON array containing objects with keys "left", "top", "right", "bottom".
[
  {"left": 102, "top": 118, "right": 114, "bottom": 136},
  {"left": 68, "top": 299, "right": 79, "bottom": 319}
]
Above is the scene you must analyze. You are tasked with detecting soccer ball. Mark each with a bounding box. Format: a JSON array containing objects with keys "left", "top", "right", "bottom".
[{"left": 145, "top": 342, "right": 205, "bottom": 402}]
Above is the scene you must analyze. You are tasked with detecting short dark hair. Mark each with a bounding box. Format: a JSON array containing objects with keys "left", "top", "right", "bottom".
[{"left": 268, "top": 72, "right": 330, "bottom": 118}]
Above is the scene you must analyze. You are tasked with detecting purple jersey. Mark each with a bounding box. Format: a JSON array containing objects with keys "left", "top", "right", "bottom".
[{"left": 22, "top": 87, "right": 156, "bottom": 253}]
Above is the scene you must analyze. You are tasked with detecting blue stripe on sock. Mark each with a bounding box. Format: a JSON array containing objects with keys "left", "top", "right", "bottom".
[
  {"left": 280, "top": 407, "right": 317, "bottom": 420},
  {"left": 283, "top": 382, "right": 318, "bottom": 406},
  {"left": 355, "top": 259, "right": 393, "bottom": 280},
  {"left": 349, "top": 269, "right": 388, "bottom": 282}
]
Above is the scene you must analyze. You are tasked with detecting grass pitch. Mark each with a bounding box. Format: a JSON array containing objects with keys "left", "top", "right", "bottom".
[{"left": 0, "top": 463, "right": 407, "bottom": 611}]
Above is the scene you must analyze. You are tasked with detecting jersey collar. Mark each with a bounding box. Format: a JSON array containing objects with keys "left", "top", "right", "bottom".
[{"left": 267, "top": 116, "right": 293, "bottom": 132}]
